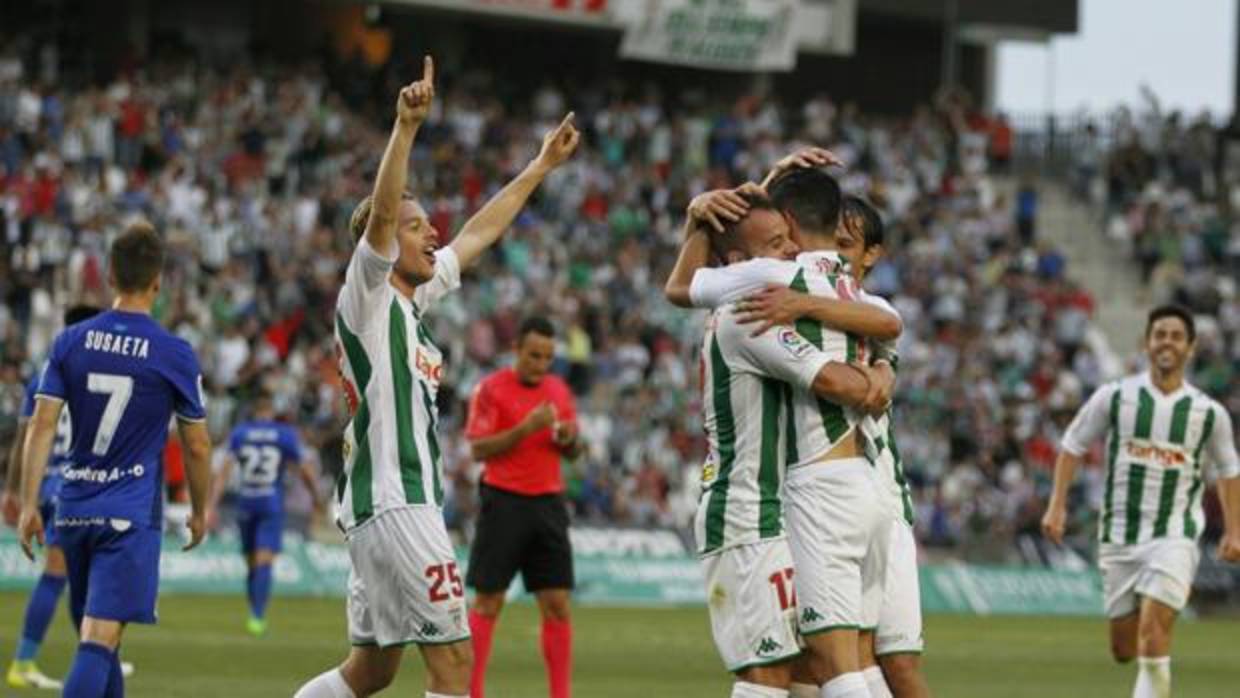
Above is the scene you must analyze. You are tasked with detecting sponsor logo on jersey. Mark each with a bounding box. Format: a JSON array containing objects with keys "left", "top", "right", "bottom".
[
  {"left": 1126, "top": 440, "right": 1189, "bottom": 468},
  {"left": 811, "top": 256, "right": 848, "bottom": 277},
  {"left": 416, "top": 348, "right": 443, "bottom": 385},
  {"left": 777, "top": 328, "right": 813, "bottom": 359}
]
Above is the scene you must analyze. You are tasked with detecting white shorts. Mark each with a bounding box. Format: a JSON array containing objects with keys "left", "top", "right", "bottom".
[
  {"left": 700, "top": 539, "right": 801, "bottom": 672},
  {"left": 346, "top": 506, "right": 471, "bottom": 647},
  {"left": 1099, "top": 539, "right": 1200, "bottom": 618},
  {"left": 876, "top": 520, "right": 924, "bottom": 656},
  {"left": 784, "top": 458, "right": 890, "bottom": 635}
]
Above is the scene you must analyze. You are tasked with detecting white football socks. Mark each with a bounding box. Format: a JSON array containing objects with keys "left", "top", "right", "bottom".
[
  {"left": 730, "top": 681, "right": 790, "bottom": 697},
  {"left": 821, "top": 672, "right": 872, "bottom": 698},
  {"left": 1133, "top": 656, "right": 1171, "bottom": 698},
  {"left": 294, "top": 668, "right": 356, "bottom": 698},
  {"left": 861, "top": 666, "right": 892, "bottom": 698}
]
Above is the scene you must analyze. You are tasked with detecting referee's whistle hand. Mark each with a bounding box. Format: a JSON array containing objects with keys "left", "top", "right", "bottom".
[{"left": 523, "top": 403, "right": 557, "bottom": 433}]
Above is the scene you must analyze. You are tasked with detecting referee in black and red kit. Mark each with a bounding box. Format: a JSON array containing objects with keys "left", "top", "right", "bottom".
[{"left": 464, "top": 317, "right": 584, "bottom": 698}]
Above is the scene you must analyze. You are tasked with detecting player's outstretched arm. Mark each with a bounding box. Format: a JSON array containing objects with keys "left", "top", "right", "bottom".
[
  {"left": 17, "top": 398, "right": 61, "bottom": 560},
  {"left": 1041, "top": 451, "right": 1083, "bottom": 545},
  {"left": 177, "top": 419, "right": 213, "bottom": 551},
  {"left": 2, "top": 421, "right": 27, "bottom": 526},
  {"left": 735, "top": 286, "right": 902, "bottom": 339},
  {"left": 450, "top": 113, "right": 580, "bottom": 270},
  {"left": 365, "top": 56, "right": 435, "bottom": 257}
]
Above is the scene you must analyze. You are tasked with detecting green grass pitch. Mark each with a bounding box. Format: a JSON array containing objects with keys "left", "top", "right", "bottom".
[{"left": 2, "top": 592, "right": 1237, "bottom": 696}]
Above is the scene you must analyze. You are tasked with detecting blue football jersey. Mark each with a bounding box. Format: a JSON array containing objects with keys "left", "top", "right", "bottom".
[
  {"left": 228, "top": 420, "right": 303, "bottom": 515},
  {"left": 37, "top": 309, "right": 206, "bottom": 528},
  {"left": 21, "top": 368, "right": 75, "bottom": 505}
]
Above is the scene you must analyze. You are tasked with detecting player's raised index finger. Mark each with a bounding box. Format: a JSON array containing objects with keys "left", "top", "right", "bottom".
[{"left": 422, "top": 55, "right": 435, "bottom": 85}]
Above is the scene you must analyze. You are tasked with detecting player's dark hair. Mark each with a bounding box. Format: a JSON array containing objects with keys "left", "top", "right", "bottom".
[
  {"left": 710, "top": 191, "right": 778, "bottom": 262},
  {"left": 842, "top": 195, "right": 884, "bottom": 249},
  {"left": 767, "top": 167, "right": 842, "bottom": 237},
  {"left": 110, "top": 221, "right": 165, "bottom": 293},
  {"left": 64, "top": 305, "right": 102, "bottom": 326},
  {"left": 350, "top": 190, "right": 418, "bottom": 246},
  {"left": 1145, "top": 305, "right": 1196, "bottom": 343},
  {"left": 519, "top": 316, "right": 556, "bottom": 341}
]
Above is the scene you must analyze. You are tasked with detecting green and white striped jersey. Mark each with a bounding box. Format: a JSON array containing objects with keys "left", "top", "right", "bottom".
[
  {"left": 690, "top": 252, "right": 896, "bottom": 472},
  {"left": 333, "top": 239, "right": 461, "bottom": 532},
  {"left": 862, "top": 410, "right": 914, "bottom": 526},
  {"left": 1062, "top": 372, "right": 1240, "bottom": 545},
  {"left": 695, "top": 307, "right": 833, "bottom": 556}
]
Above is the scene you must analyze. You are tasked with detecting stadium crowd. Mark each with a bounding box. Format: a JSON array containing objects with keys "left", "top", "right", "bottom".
[
  {"left": 1078, "top": 99, "right": 1240, "bottom": 442},
  {"left": 0, "top": 43, "right": 1124, "bottom": 562}
]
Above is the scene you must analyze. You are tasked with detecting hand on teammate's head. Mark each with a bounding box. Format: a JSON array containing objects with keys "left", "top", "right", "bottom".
[
  {"left": 763, "top": 146, "right": 844, "bottom": 188},
  {"left": 688, "top": 189, "right": 750, "bottom": 233},
  {"left": 535, "top": 112, "right": 581, "bottom": 169},
  {"left": 397, "top": 55, "right": 435, "bottom": 127}
]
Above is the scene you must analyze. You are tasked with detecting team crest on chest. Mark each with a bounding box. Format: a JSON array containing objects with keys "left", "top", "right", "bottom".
[{"left": 416, "top": 346, "right": 444, "bottom": 386}]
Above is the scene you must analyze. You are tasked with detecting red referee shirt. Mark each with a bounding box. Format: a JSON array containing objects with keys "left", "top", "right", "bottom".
[{"left": 465, "top": 367, "right": 578, "bottom": 496}]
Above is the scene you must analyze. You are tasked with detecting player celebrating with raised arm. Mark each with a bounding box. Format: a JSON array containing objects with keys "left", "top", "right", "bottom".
[
  {"left": 4, "top": 305, "right": 100, "bottom": 690},
  {"left": 1042, "top": 305, "right": 1240, "bottom": 698},
  {"left": 207, "top": 391, "right": 322, "bottom": 636},
  {"left": 293, "top": 56, "right": 580, "bottom": 698},
  {"left": 667, "top": 191, "right": 889, "bottom": 698},
  {"left": 464, "top": 316, "right": 584, "bottom": 698},
  {"left": 18, "top": 222, "right": 213, "bottom": 698}
]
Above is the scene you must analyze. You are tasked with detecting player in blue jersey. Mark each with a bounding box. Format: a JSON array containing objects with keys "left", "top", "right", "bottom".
[
  {"left": 17, "top": 221, "right": 213, "bottom": 698},
  {"left": 208, "top": 392, "right": 322, "bottom": 636},
  {"left": 3, "top": 306, "right": 100, "bottom": 690}
]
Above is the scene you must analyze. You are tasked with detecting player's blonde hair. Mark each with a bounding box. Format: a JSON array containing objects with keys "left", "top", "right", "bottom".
[{"left": 349, "top": 190, "right": 418, "bottom": 246}]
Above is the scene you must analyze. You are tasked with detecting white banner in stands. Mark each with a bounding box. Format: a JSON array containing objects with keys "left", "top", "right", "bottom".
[{"left": 618, "top": 0, "right": 800, "bottom": 72}]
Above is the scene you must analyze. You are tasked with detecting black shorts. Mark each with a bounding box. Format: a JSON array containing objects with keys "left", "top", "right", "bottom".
[{"left": 466, "top": 483, "right": 574, "bottom": 593}]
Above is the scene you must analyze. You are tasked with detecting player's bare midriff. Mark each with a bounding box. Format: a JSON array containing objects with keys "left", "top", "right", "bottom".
[{"left": 811, "top": 428, "right": 863, "bottom": 465}]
